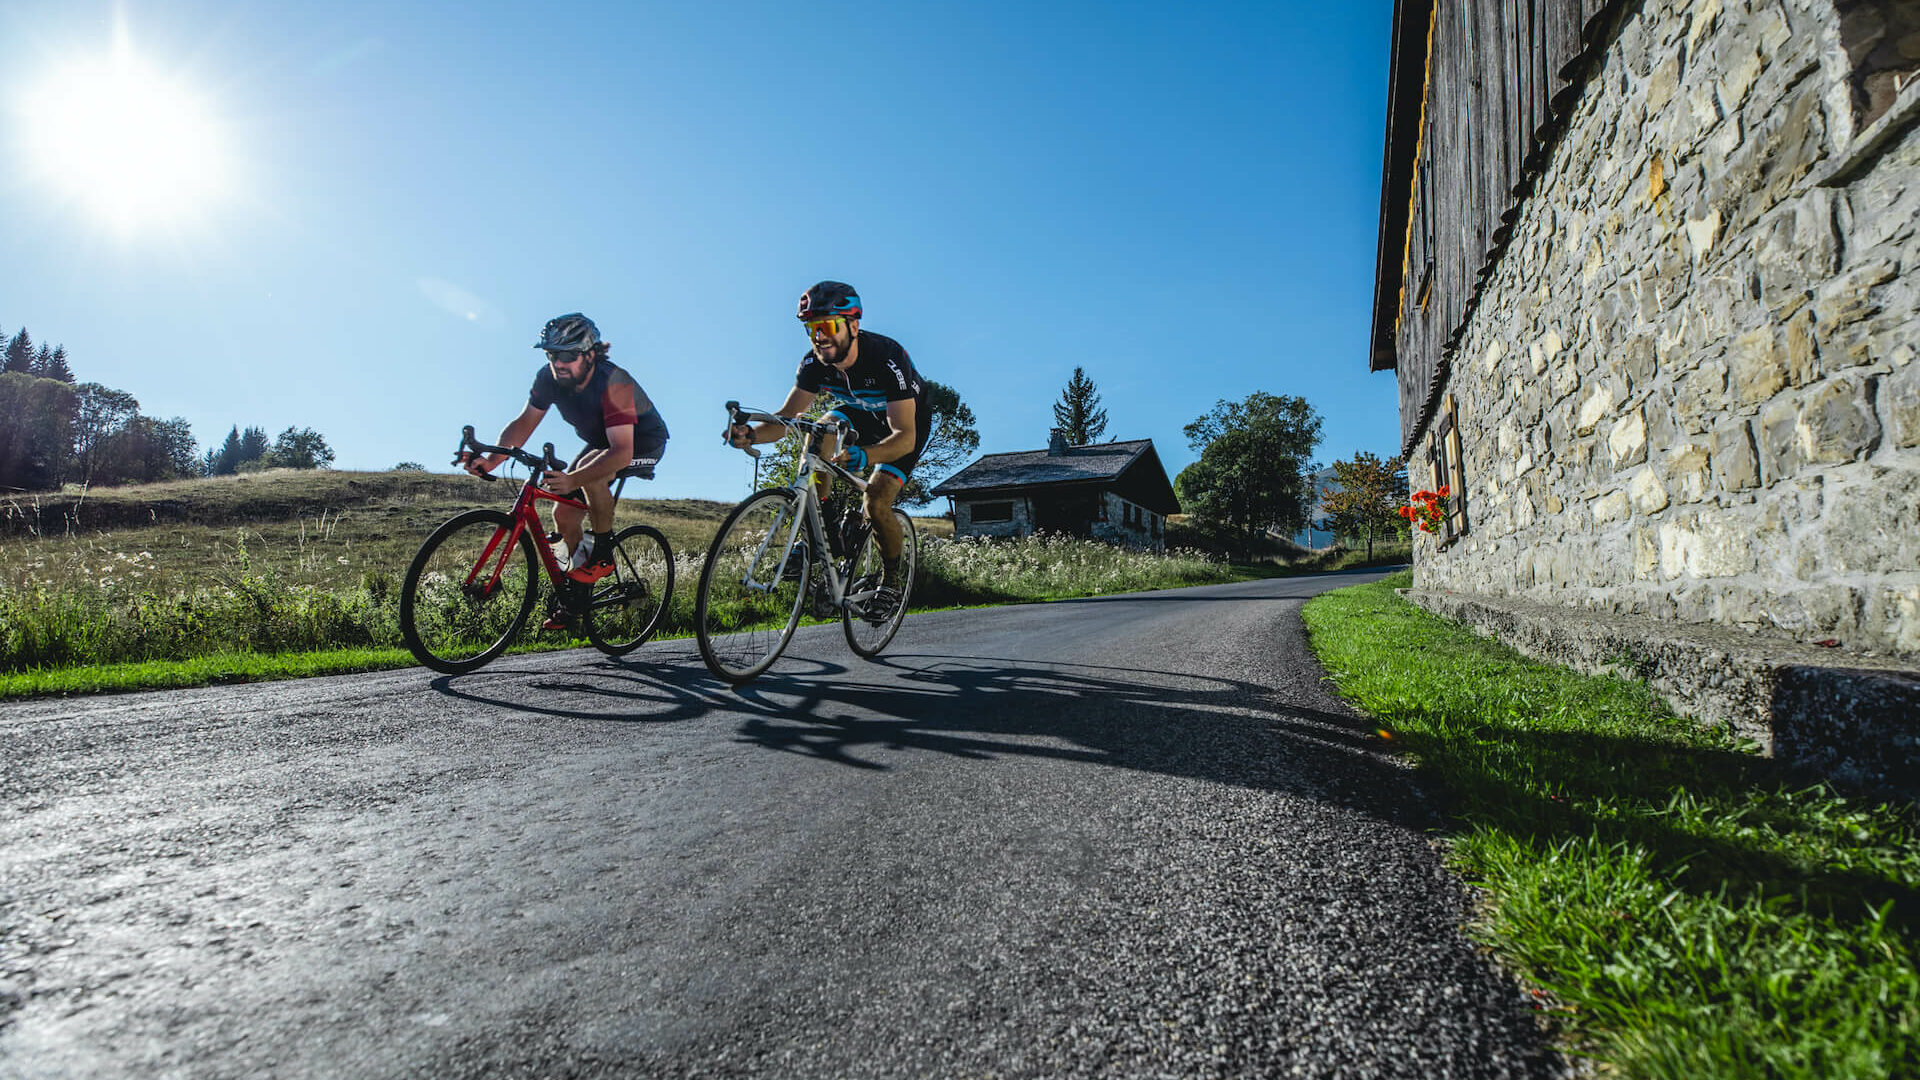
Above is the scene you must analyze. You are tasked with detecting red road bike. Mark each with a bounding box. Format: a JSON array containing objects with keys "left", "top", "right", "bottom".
[{"left": 398, "top": 426, "right": 675, "bottom": 674}]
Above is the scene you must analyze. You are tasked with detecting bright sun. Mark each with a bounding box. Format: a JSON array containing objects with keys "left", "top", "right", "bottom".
[{"left": 19, "top": 37, "right": 231, "bottom": 233}]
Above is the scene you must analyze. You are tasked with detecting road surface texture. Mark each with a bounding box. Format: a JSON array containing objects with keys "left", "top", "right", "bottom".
[{"left": 1, "top": 569, "right": 1563, "bottom": 1079}]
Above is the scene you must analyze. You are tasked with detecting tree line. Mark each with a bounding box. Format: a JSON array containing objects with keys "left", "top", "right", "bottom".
[{"left": 0, "top": 325, "right": 334, "bottom": 493}]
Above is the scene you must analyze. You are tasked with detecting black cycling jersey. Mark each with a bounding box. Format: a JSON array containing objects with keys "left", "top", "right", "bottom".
[
  {"left": 795, "top": 330, "right": 925, "bottom": 419},
  {"left": 794, "top": 330, "right": 929, "bottom": 476},
  {"left": 530, "top": 358, "right": 670, "bottom": 457}
]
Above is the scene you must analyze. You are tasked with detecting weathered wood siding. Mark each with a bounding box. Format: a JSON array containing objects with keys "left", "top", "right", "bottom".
[{"left": 1375, "top": 0, "right": 1628, "bottom": 455}]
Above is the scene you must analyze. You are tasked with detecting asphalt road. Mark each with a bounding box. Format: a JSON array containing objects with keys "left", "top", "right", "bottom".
[{"left": 0, "top": 569, "right": 1562, "bottom": 1079}]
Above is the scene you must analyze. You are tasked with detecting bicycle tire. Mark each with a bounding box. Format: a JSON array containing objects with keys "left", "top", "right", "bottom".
[
  {"left": 584, "top": 524, "right": 674, "bottom": 656},
  {"left": 695, "top": 489, "right": 810, "bottom": 683},
  {"left": 842, "top": 508, "right": 916, "bottom": 659},
  {"left": 400, "top": 509, "right": 539, "bottom": 674}
]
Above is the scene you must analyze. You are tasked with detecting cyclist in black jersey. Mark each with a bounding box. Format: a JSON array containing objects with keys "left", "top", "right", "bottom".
[
  {"left": 462, "top": 314, "right": 669, "bottom": 622},
  {"left": 724, "top": 281, "right": 926, "bottom": 618}
]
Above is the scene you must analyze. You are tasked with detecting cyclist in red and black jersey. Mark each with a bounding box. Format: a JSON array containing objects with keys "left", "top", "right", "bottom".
[
  {"left": 462, "top": 313, "right": 669, "bottom": 600},
  {"left": 724, "top": 281, "right": 926, "bottom": 618}
]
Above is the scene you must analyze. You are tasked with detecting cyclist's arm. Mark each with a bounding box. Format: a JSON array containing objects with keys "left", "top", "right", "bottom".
[
  {"left": 551, "top": 425, "right": 635, "bottom": 493},
  {"left": 727, "top": 387, "right": 816, "bottom": 447},
  {"left": 850, "top": 398, "right": 918, "bottom": 465},
  {"left": 467, "top": 404, "right": 544, "bottom": 475}
]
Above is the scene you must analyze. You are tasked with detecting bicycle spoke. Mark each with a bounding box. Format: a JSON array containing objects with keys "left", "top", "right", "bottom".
[
  {"left": 842, "top": 509, "right": 915, "bottom": 659},
  {"left": 401, "top": 510, "right": 538, "bottom": 674},
  {"left": 584, "top": 525, "right": 674, "bottom": 656},
  {"left": 696, "top": 491, "right": 808, "bottom": 682}
]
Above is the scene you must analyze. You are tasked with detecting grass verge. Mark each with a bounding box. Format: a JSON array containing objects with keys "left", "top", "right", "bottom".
[{"left": 1302, "top": 571, "right": 1919, "bottom": 1078}]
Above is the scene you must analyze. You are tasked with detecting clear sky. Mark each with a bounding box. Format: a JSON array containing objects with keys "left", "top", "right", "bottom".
[{"left": 1, "top": 0, "right": 1398, "bottom": 503}]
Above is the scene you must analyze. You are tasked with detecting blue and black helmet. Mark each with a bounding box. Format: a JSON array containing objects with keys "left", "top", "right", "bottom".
[
  {"left": 797, "top": 281, "right": 861, "bottom": 322},
  {"left": 535, "top": 313, "right": 600, "bottom": 352}
]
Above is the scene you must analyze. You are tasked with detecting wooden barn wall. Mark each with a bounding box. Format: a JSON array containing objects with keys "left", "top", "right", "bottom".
[{"left": 1392, "top": 0, "right": 1626, "bottom": 455}]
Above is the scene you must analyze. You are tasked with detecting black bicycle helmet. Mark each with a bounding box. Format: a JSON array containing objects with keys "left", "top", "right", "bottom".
[
  {"left": 797, "top": 282, "right": 861, "bottom": 321},
  {"left": 535, "top": 313, "right": 601, "bottom": 352}
]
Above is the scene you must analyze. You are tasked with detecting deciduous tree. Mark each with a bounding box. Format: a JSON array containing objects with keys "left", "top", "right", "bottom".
[
  {"left": 1320, "top": 452, "right": 1408, "bottom": 559},
  {"left": 1176, "top": 391, "right": 1323, "bottom": 559},
  {"left": 260, "top": 426, "right": 335, "bottom": 470}
]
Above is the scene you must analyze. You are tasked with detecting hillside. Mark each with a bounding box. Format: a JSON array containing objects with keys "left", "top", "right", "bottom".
[{"left": 0, "top": 468, "right": 736, "bottom": 538}]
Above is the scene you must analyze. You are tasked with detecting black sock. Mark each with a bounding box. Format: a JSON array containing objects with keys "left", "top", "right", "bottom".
[{"left": 590, "top": 531, "right": 612, "bottom": 560}]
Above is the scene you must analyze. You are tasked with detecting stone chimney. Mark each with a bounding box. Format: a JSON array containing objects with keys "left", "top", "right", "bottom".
[{"left": 1047, "top": 429, "right": 1069, "bottom": 455}]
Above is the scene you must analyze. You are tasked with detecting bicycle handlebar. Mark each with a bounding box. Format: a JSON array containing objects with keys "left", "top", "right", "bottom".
[
  {"left": 723, "top": 400, "right": 851, "bottom": 461},
  {"left": 453, "top": 425, "right": 565, "bottom": 481}
]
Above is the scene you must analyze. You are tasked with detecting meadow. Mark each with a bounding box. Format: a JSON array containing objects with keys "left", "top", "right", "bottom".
[{"left": 0, "top": 469, "right": 1259, "bottom": 690}]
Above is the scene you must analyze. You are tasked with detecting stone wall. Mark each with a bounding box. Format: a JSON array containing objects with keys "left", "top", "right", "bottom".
[
  {"left": 953, "top": 496, "right": 1030, "bottom": 539},
  {"left": 1089, "top": 491, "right": 1166, "bottom": 550},
  {"left": 1414, "top": 0, "right": 1920, "bottom": 658}
]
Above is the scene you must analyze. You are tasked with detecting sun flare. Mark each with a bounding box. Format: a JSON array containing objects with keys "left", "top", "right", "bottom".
[{"left": 18, "top": 38, "right": 231, "bottom": 233}]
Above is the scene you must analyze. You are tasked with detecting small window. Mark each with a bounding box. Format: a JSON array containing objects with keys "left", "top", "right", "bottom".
[
  {"left": 1427, "top": 396, "right": 1468, "bottom": 545},
  {"left": 971, "top": 500, "right": 1013, "bottom": 523}
]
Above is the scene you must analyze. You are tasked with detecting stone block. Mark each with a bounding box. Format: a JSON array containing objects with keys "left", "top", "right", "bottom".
[
  {"left": 1659, "top": 518, "right": 1752, "bottom": 577},
  {"left": 1888, "top": 359, "right": 1920, "bottom": 448},
  {"left": 1712, "top": 422, "right": 1761, "bottom": 490},
  {"left": 1720, "top": 46, "right": 1764, "bottom": 110},
  {"left": 1729, "top": 327, "right": 1785, "bottom": 404},
  {"left": 1824, "top": 471, "right": 1920, "bottom": 575},
  {"left": 1592, "top": 489, "right": 1632, "bottom": 525},
  {"left": 1577, "top": 385, "right": 1616, "bottom": 435},
  {"left": 1625, "top": 335, "right": 1657, "bottom": 385},
  {"left": 1668, "top": 443, "right": 1713, "bottom": 502},
  {"left": 1630, "top": 469, "right": 1672, "bottom": 513},
  {"left": 1798, "top": 378, "right": 1882, "bottom": 466},
  {"left": 1609, "top": 409, "right": 1650, "bottom": 466},
  {"left": 1633, "top": 526, "right": 1660, "bottom": 577},
  {"left": 1760, "top": 396, "right": 1803, "bottom": 479},
  {"left": 1686, "top": 210, "right": 1722, "bottom": 258},
  {"left": 1880, "top": 587, "right": 1920, "bottom": 654},
  {"left": 1786, "top": 308, "right": 1819, "bottom": 386},
  {"left": 1483, "top": 339, "right": 1506, "bottom": 375}
]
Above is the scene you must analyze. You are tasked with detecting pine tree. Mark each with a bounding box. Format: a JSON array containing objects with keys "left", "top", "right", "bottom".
[
  {"left": 39, "top": 346, "right": 74, "bottom": 383},
  {"left": 238, "top": 426, "right": 270, "bottom": 467},
  {"left": 211, "top": 426, "right": 244, "bottom": 475},
  {"left": 3, "top": 329, "right": 35, "bottom": 376},
  {"left": 1051, "top": 367, "right": 1108, "bottom": 445}
]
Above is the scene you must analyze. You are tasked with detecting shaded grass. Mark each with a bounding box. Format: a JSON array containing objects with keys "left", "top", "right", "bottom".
[{"left": 1302, "top": 572, "right": 1920, "bottom": 1079}]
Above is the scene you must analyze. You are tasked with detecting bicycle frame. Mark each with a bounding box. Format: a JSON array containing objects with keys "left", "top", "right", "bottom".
[
  {"left": 730, "top": 407, "right": 869, "bottom": 607},
  {"left": 452, "top": 427, "right": 591, "bottom": 597}
]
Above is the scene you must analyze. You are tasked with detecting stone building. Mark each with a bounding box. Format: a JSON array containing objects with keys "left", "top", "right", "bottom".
[
  {"left": 931, "top": 433, "right": 1179, "bottom": 549},
  {"left": 1370, "top": 0, "right": 1918, "bottom": 781}
]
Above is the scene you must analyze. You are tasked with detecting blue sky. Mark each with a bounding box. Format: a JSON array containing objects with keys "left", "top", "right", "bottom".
[{"left": 2, "top": 0, "right": 1397, "bottom": 503}]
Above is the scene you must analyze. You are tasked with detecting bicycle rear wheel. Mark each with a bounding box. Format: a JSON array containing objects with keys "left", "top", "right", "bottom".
[
  {"left": 695, "top": 489, "right": 808, "bottom": 683},
  {"left": 842, "top": 508, "right": 916, "bottom": 659},
  {"left": 401, "top": 509, "right": 538, "bottom": 674},
  {"left": 584, "top": 524, "right": 674, "bottom": 656}
]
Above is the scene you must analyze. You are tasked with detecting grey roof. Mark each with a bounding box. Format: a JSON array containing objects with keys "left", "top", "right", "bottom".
[{"left": 930, "top": 439, "right": 1156, "bottom": 495}]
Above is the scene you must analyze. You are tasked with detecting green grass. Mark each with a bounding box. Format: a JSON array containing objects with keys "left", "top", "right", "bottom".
[{"left": 1302, "top": 572, "right": 1920, "bottom": 1079}]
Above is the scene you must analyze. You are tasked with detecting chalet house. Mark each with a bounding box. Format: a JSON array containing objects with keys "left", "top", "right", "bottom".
[
  {"left": 1372, "top": 0, "right": 1918, "bottom": 782},
  {"left": 931, "top": 432, "right": 1180, "bottom": 550}
]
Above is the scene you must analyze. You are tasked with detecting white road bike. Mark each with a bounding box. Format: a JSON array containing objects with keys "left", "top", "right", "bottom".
[{"left": 694, "top": 402, "right": 919, "bottom": 683}]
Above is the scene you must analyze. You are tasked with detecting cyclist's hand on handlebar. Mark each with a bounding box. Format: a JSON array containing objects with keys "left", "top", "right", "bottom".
[
  {"left": 544, "top": 469, "right": 580, "bottom": 495},
  {"left": 460, "top": 452, "right": 498, "bottom": 478},
  {"left": 724, "top": 422, "right": 754, "bottom": 449}
]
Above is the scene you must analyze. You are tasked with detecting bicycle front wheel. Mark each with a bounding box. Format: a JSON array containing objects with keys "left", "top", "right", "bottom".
[
  {"left": 584, "top": 524, "right": 674, "bottom": 656},
  {"left": 400, "top": 509, "right": 538, "bottom": 674},
  {"left": 695, "top": 489, "right": 809, "bottom": 683},
  {"left": 843, "top": 508, "right": 917, "bottom": 659}
]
